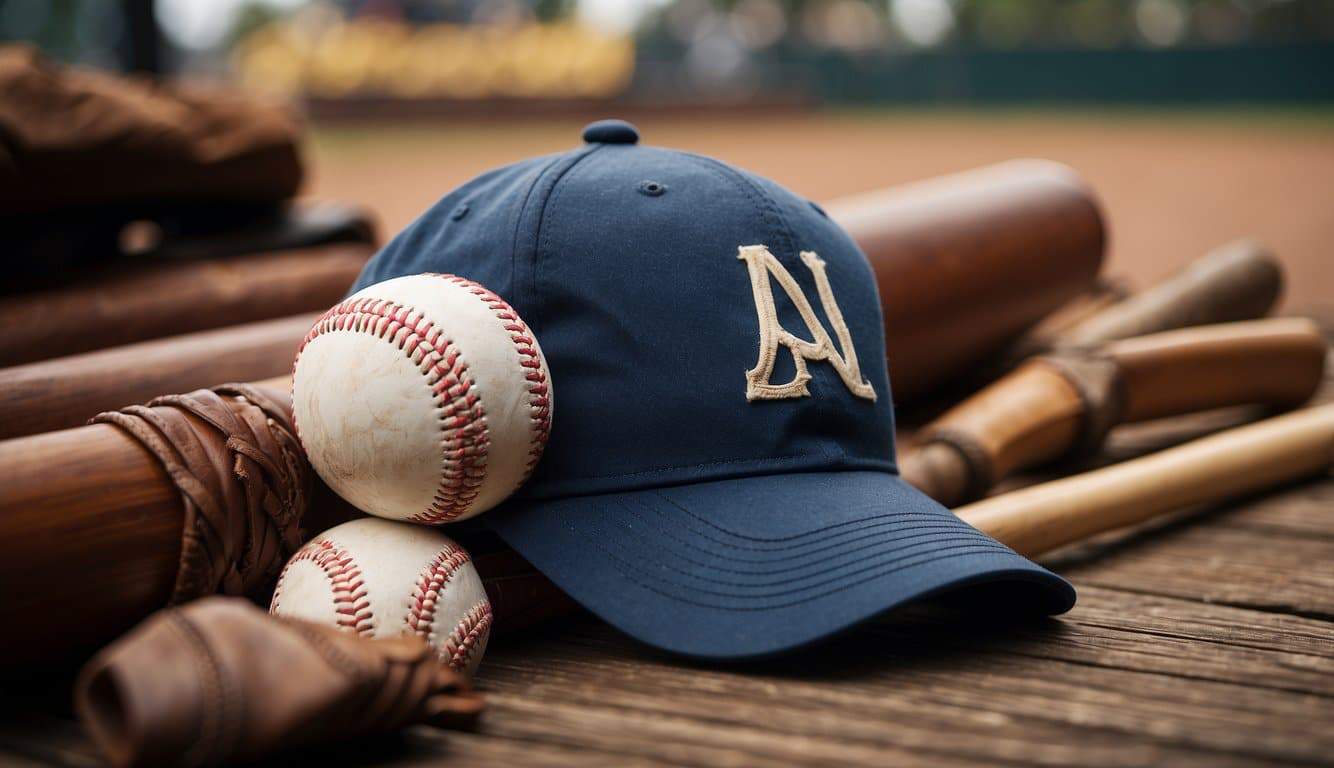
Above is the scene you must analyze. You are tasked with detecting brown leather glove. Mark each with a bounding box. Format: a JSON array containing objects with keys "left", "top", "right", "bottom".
[
  {"left": 74, "top": 597, "right": 484, "bottom": 768},
  {"left": 0, "top": 44, "right": 302, "bottom": 214}
]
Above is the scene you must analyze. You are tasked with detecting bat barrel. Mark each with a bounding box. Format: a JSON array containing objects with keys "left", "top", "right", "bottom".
[{"left": 827, "top": 159, "right": 1106, "bottom": 400}]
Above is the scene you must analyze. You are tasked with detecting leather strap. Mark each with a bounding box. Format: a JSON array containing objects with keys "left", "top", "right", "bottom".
[
  {"left": 92, "top": 384, "right": 308, "bottom": 604},
  {"left": 1035, "top": 351, "right": 1125, "bottom": 458},
  {"left": 75, "top": 597, "right": 484, "bottom": 768},
  {"left": 906, "top": 360, "right": 1101, "bottom": 507}
]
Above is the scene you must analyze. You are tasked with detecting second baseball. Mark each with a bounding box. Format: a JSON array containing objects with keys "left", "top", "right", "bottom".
[
  {"left": 293, "top": 273, "right": 552, "bottom": 524},
  {"left": 270, "top": 518, "right": 492, "bottom": 676}
]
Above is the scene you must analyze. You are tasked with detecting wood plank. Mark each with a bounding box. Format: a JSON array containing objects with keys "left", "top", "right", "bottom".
[
  {"left": 1211, "top": 480, "right": 1334, "bottom": 539},
  {"left": 461, "top": 609, "right": 1334, "bottom": 767},
  {"left": 876, "top": 585, "right": 1334, "bottom": 696},
  {"left": 1054, "top": 509, "right": 1334, "bottom": 618}
]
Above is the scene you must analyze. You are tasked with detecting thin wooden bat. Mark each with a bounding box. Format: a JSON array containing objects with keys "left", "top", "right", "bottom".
[
  {"left": 901, "top": 318, "right": 1327, "bottom": 506},
  {"left": 1054, "top": 239, "right": 1283, "bottom": 348},
  {"left": 0, "top": 313, "right": 318, "bottom": 440},
  {"left": 991, "top": 241, "right": 1282, "bottom": 375},
  {"left": 957, "top": 403, "right": 1334, "bottom": 557},
  {"left": 0, "top": 244, "right": 369, "bottom": 366}
]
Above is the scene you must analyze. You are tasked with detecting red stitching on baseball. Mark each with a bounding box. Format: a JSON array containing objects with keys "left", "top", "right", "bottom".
[
  {"left": 442, "top": 600, "right": 493, "bottom": 672},
  {"left": 405, "top": 542, "right": 472, "bottom": 639},
  {"left": 295, "top": 287, "right": 490, "bottom": 524},
  {"left": 435, "top": 274, "right": 551, "bottom": 479},
  {"left": 270, "top": 539, "right": 375, "bottom": 636}
]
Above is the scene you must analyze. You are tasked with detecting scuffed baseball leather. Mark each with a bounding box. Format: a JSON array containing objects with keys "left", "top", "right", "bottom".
[
  {"left": 75, "top": 597, "right": 484, "bottom": 768},
  {"left": 92, "top": 383, "right": 307, "bottom": 604}
]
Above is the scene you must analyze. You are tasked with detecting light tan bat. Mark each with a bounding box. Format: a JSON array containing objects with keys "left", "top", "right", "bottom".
[{"left": 902, "top": 318, "right": 1327, "bottom": 507}]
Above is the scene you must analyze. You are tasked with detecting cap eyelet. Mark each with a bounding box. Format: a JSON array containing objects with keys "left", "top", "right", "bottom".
[
  {"left": 638, "top": 180, "right": 667, "bottom": 197},
  {"left": 451, "top": 203, "right": 470, "bottom": 221},
  {"left": 808, "top": 201, "right": 828, "bottom": 218}
]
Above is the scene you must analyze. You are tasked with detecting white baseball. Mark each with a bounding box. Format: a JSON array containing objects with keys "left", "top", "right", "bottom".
[
  {"left": 270, "top": 518, "right": 492, "bottom": 676},
  {"left": 292, "top": 273, "right": 552, "bottom": 524}
]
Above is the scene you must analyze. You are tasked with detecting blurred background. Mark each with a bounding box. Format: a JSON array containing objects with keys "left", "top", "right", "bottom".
[{"left": 3, "top": 0, "right": 1332, "bottom": 308}]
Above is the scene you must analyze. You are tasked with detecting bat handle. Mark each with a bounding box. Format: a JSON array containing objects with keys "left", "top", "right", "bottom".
[
  {"left": 956, "top": 403, "right": 1334, "bottom": 558},
  {"left": 1105, "top": 317, "right": 1327, "bottom": 422},
  {"left": 1058, "top": 239, "right": 1282, "bottom": 346}
]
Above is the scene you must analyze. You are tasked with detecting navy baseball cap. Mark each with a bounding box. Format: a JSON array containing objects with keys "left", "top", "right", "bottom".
[{"left": 352, "top": 120, "right": 1075, "bottom": 659}]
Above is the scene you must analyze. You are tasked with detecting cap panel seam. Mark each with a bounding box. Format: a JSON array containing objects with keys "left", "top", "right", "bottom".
[
  {"left": 508, "top": 155, "right": 566, "bottom": 318},
  {"left": 530, "top": 144, "right": 607, "bottom": 337},
  {"left": 519, "top": 144, "right": 602, "bottom": 336},
  {"left": 680, "top": 152, "right": 843, "bottom": 454},
  {"left": 681, "top": 152, "right": 798, "bottom": 262}
]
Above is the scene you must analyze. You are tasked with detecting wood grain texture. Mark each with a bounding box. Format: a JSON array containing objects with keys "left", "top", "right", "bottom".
[
  {"left": 955, "top": 402, "right": 1334, "bottom": 558},
  {"left": 0, "top": 313, "right": 317, "bottom": 440},
  {"left": 0, "top": 423, "right": 181, "bottom": 666},
  {"left": 2, "top": 328, "right": 1332, "bottom": 767},
  {"left": 830, "top": 159, "right": 1105, "bottom": 400},
  {"left": 0, "top": 244, "right": 367, "bottom": 366}
]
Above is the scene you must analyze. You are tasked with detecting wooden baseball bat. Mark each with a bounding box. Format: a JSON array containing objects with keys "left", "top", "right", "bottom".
[
  {"left": 989, "top": 241, "right": 1282, "bottom": 378},
  {"left": 830, "top": 159, "right": 1105, "bottom": 400},
  {"left": 957, "top": 403, "right": 1334, "bottom": 557},
  {"left": 0, "top": 313, "right": 318, "bottom": 440},
  {"left": 1054, "top": 239, "right": 1283, "bottom": 348},
  {"left": 0, "top": 377, "right": 290, "bottom": 668},
  {"left": 901, "top": 318, "right": 1327, "bottom": 506},
  {"left": 0, "top": 160, "right": 1104, "bottom": 431},
  {"left": 0, "top": 244, "right": 370, "bottom": 366},
  {"left": 0, "top": 374, "right": 564, "bottom": 668}
]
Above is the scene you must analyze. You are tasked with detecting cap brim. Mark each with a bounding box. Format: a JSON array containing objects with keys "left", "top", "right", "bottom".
[{"left": 487, "top": 470, "right": 1075, "bottom": 660}]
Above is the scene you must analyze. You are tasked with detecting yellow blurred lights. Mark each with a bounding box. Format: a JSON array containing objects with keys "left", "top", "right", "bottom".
[{"left": 231, "top": 17, "right": 635, "bottom": 100}]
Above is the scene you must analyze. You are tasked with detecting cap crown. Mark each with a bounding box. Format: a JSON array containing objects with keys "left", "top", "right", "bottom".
[{"left": 354, "top": 129, "right": 897, "bottom": 499}]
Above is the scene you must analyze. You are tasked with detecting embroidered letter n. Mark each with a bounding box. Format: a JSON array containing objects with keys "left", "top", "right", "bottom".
[{"left": 738, "top": 245, "right": 876, "bottom": 402}]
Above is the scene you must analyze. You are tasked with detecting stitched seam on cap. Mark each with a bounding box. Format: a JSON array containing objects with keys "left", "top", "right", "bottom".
[
  {"left": 638, "top": 492, "right": 973, "bottom": 550},
  {"left": 616, "top": 494, "right": 997, "bottom": 570},
  {"left": 577, "top": 524, "right": 1020, "bottom": 612},
  {"left": 680, "top": 152, "right": 847, "bottom": 445},
  {"left": 602, "top": 510, "right": 1010, "bottom": 589},
  {"left": 531, "top": 144, "right": 604, "bottom": 338},
  {"left": 604, "top": 540, "right": 1016, "bottom": 602},
  {"left": 683, "top": 152, "right": 798, "bottom": 262},
  {"left": 509, "top": 152, "right": 573, "bottom": 328}
]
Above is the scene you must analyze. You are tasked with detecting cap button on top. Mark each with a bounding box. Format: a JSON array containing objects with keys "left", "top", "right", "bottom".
[{"left": 582, "top": 119, "right": 639, "bottom": 145}]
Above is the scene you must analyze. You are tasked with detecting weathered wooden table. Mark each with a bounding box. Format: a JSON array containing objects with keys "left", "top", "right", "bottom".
[{"left": 4, "top": 338, "right": 1331, "bottom": 768}]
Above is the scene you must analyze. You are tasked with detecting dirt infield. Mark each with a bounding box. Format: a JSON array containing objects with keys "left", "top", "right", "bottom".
[{"left": 307, "top": 110, "right": 1334, "bottom": 311}]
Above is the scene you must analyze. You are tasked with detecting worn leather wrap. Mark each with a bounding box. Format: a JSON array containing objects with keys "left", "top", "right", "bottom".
[
  {"left": 92, "top": 384, "right": 308, "bottom": 604},
  {"left": 902, "top": 318, "right": 1327, "bottom": 508},
  {"left": 74, "top": 597, "right": 485, "bottom": 768},
  {"left": 902, "top": 354, "right": 1121, "bottom": 507}
]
